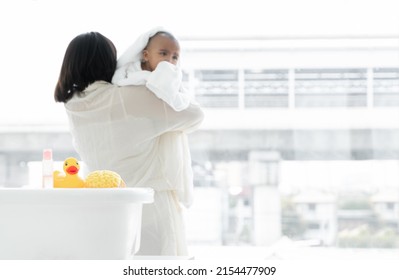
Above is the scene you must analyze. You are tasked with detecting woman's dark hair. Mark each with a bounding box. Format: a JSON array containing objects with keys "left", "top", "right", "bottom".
[{"left": 54, "top": 32, "right": 117, "bottom": 103}]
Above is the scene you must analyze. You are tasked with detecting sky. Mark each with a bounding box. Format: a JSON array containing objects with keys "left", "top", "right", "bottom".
[{"left": 0, "top": 0, "right": 398, "bottom": 126}]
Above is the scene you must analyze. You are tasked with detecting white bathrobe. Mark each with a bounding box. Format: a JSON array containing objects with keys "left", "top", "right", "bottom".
[{"left": 65, "top": 81, "right": 204, "bottom": 256}]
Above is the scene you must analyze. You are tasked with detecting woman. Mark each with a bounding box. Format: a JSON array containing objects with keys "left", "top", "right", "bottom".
[{"left": 54, "top": 32, "right": 204, "bottom": 256}]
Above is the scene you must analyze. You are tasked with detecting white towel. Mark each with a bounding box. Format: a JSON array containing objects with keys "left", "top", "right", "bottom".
[
  {"left": 116, "top": 26, "right": 167, "bottom": 70},
  {"left": 146, "top": 61, "right": 191, "bottom": 112},
  {"left": 112, "top": 26, "right": 191, "bottom": 111},
  {"left": 112, "top": 61, "right": 150, "bottom": 86}
]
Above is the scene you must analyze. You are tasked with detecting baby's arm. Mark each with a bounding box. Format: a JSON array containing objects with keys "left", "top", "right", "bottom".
[{"left": 146, "top": 61, "right": 192, "bottom": 112}]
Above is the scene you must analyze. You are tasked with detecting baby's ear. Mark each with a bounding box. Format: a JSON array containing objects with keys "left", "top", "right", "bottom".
[{"left": 141, "top": 50, "right": 149, "bottom": 62}]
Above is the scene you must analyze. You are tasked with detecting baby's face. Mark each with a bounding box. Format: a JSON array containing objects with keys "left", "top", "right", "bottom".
[{"left": 142, "top": 33, "right": 180, "bottom": 71}]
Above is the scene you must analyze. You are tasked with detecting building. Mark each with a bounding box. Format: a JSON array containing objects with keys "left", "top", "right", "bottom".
[
  {"left": 371, "top": 190, "right": 399, "bottom": 229},
  {"left": 292, "top": 190, "right": 337, "bottom": 246}
]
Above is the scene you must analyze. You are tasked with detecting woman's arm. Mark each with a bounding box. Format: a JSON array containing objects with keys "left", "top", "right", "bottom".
[
  {"left": 119, "top": 85, "right": 204, "bottom": 134},
  {"left": 164, "top": 102, "right": 204, "bottom": 133}
]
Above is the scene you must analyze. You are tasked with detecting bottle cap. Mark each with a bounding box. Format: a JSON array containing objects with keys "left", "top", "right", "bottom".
[{"left": 43, "top": 149, "right": 53, "bottom": 160}]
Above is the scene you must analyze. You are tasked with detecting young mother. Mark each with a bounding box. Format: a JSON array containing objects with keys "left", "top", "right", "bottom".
[{"left": 54, "top": 32, "right": 204, "bottom": 256}]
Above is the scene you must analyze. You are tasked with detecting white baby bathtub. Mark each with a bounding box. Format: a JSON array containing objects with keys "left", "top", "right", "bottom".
[{"left": 0, "top": 187, "right": 153, "bottom": 260}]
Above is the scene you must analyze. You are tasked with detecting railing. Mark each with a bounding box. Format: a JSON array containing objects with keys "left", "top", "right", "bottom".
[{"left": 184, "top": 67, "right": 399, "bottom": 109}]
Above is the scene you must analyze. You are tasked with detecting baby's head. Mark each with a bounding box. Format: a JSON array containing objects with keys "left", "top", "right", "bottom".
[{"left": 141, "top": 31, "right": 180, "bottom": 71}]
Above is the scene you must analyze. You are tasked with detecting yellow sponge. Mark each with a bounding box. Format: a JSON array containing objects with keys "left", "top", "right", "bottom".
[{"left": 84, "top": 170, "right": 126, "bottom": 188}]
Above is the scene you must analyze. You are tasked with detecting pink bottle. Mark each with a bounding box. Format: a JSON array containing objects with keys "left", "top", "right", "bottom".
[{"left": 42, "top": 149, "right": 54, "bottom": 188}]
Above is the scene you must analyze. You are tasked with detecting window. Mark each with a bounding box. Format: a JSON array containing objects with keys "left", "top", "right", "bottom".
[
  {"left": 194, "top": 70, "right": 239, "bottom": 107},
  {"left": 373, "top": 68, "right": 399, "bottom": 107},
  {"left": 295, "top": 68, "right": 367, "bottom": 107},
  {"left": 308, "top": 203, "right": 316, "bottom": 212},
  {"left": 386, "top": 202, "right": 395, "bottom": 211},
  {"left": 308, "top": 222, "right": 320, "bottom": 229},
  {"left": 244, "top": 69, "right": 289, "bottom": 107}
]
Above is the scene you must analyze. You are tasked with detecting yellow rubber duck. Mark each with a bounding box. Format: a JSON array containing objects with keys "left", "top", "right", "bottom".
[
  {"left": 85, "top": 170, "right": 126, "bottom": 188},
  {"left": 53, "top": 157, "right": 85, "bottom": 188}
]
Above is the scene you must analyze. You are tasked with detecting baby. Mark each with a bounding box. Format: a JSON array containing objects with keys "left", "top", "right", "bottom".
[
  {"left": 112, "top": 27, "right": 196, "bottom": 207},
  {"left": 112, "top": 27, "right": 192, "bottom": 111}
]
